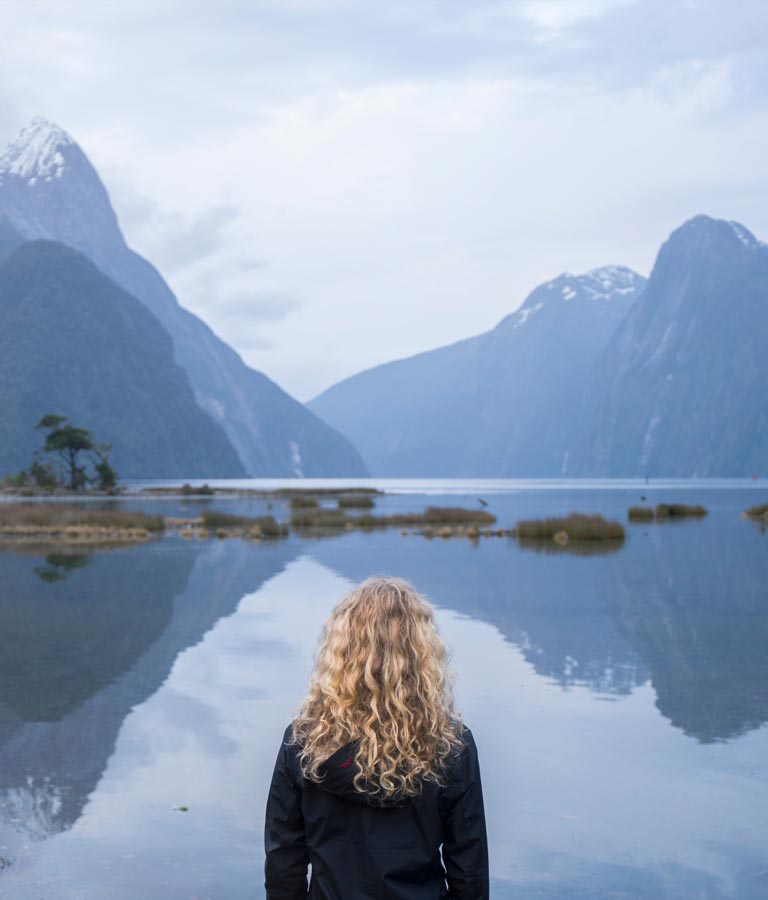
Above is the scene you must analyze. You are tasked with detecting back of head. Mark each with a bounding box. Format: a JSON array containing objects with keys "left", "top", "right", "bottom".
[{"left": 292, "top": 576, "right": 464, "bottom": 803}]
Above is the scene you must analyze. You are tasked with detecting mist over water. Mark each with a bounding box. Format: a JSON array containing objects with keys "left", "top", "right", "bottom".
[{"left": 0, "top": 481, "right": 767, "bottom": 899}]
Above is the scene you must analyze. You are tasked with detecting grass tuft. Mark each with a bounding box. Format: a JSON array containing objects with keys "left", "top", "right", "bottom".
[
  {"left": 744, "top": 502, "right": 768, "bottom": 519},
  {"left": 200, "top": 510, "right": 285, "bottom": 537},
  {"left": 290, "top": 508, "right": 349, "bottom": 529},
  {"left": 337, "top": 495, "right": 375, "bottom": 509},
  {"left": 290, "top": 505, "right": 496, "bottom": 531},
  {"left": 655, "top": 503, "right": 707, "bottom": 519},
  {"left": 514, "top": 513, "right": 625, "bottom": 542},
  {"left": 0, "top": 504, "right": 165, "bottom": 535},
  {"left": 289, "top": 496, "right": 319, "bottom": 510}
]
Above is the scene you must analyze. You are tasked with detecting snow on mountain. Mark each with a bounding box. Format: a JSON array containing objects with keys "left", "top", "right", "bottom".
[
  {"left": 0, "top": 118, "right": 74, "bottom": 185},
  {"left": 497, "top": 264, "right": 645, "bottom": 333},
  {"left": 541, "top": 266, "right": 644, "bottom": 303}
]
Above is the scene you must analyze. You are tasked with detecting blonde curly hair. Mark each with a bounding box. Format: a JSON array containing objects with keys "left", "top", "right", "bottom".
[{"left": 291, "top": 576, "right": 464, "bottom": 802}]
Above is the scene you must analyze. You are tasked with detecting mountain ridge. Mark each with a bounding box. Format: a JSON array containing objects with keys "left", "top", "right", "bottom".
[
  {"left": 0, "top": 118, "right": 368, "bottom": 477},
  {"left": 311, "top": 214, "right": 768, "bottom": 477},
  {"left": 310, "top": 264, "right": 646, "bottom": 475}
]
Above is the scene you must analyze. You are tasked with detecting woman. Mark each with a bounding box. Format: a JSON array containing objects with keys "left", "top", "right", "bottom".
[{"left": 264, "top": 576, "right": 489, "bottom": 900}]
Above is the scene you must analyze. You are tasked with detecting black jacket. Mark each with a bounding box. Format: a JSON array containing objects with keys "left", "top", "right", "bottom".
[{"left": 264, "top": 724, "right": 489, "bottom": 900}]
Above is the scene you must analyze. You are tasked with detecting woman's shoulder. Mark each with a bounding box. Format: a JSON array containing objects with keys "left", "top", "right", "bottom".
[
  {"left": 457, "top": 722, "right": 475, "bottom": 743},
  {"left": 439, "top": 723, "right": 480, "bottom": 792},
  {"left": 272, "top": 723, "right": 300, "bottom": 758},
  {"left": 451, "top": 721, "right": 478, "bottom": 760}
]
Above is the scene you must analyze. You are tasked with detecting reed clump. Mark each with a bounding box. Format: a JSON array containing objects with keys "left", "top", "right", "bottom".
[
  {"left": 744, "top": 502, "right": 768, "bottom": 519},
  {"left": 289, "top": 496, "right": 319, "bottom": 510},
  {"left": 200, "top": 510, "right": 285, "bottom": 538},
  {"left": 290, "top": 505, "right": 496, "bottom": 531},
  {"left": 353, "top": 508, "right": 496, "bottom": 529},
  {"left": 337, "top": 495, "right": 375, "bottom": 509},
  {"left": 513, "top": 513, "right": 625, "bottom": 543},
  {"left": 0, "top": 504, "right": 164, "bottom": 541},
  {"left": 628, "top": 506, "right": 655, "bottom": 521},
  {"left": 290, "top": 508, "right": 349, "bottom": 529},
  {"left": 655, "top": 503, "right": 707, "bottom": 519},
  {"left": 423, "top": 507, "right": 496, "bottom": 525}
]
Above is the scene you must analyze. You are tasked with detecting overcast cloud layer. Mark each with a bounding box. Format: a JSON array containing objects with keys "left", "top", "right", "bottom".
[{"left": 1, "top": 0, "right": 766, "bottom": 398}]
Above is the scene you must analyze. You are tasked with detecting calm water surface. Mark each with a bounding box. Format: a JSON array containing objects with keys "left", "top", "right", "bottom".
[{"left": 0, "top": 480, "right": 767, "bottom": 899}]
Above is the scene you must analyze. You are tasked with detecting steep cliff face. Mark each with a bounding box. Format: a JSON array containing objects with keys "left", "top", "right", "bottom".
[
  {"left": 0, "top": 119, "right": 368, "bottom": 476},
  {"left": 0, "top": 241, "right": 245, "bottom": 478},
  {"left": 571, "top": 216, "right": 768, "bottom": 476}
]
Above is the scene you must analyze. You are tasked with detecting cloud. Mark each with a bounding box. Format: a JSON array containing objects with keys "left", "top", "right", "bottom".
[
  {"left": 154, "top": 205, "right": 239, "bottom": 270},
  {"left": 227, "top": 331, "right": 274, "bottom": 352},
  {"left": 1, "top": 0, "right": 766, "bottom": 398},
  {"left": 107, "top": 185, "right": 240, "bottom": 273},
  {"left": 0, "top": 74, "right": 25, "bottom": 148},
  {"left": 214, "top": 288, "right": 302, "bottom": 321},
  {"left": 3, "top": 0, "right": 764, "bottom": 110},
  {"left": 518, "top": 0, "right": 633, "bottom": 29}
]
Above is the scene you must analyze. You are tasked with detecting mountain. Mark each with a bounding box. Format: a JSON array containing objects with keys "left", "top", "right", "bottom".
[
  {"left": 0, "top": 240, "right": 246, "bottom": 478},
  {"left": 0, "top": 118, "right": 367, "bottom": 477},
  {"left": 310, "top": 266, "right": 646, "bottom": 475},
  {"left": 0, "top": 538, "right": 298, "bottom": 839},
  {"left": 570, "top": 215, "right": 768, "bottom": 476},
  {"left": 0, "top": 211, "right": 23, "bottom": 263}
]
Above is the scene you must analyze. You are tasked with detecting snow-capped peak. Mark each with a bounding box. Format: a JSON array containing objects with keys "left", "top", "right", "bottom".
[
  {"left": 0, "top": 117, "right": 75, "bottom": 186},
  {"left": 542, "top": 265, "right": 645, "bottom": 303},
  {"left": 498, "top": 265, "right": 645, "bottom": 332},
  {"left": 579, "top": 265, "right": 644, "bottom": 298}
]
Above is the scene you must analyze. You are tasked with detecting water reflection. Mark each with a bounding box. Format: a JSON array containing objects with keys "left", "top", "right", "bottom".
[
  {"left": 599, "top": 525, "right": 768, "bottom": 743},
  {"left": 514, "top": 536, "right": 624, "bottom": 556},
  {"left": 309, "top": 533, "right": 648, "bottom": 698},
  {"left": 0, "top": 539, "right": 297, "bottom": 843},
  {"left": 34, "top": 552, "right": 92, "bottom": 583},
  {"left": 0, "top": 492, "right": 766, "bottom": 899},
  {"left": 309, "top": 522, "right": 768, "bottom": 742}
]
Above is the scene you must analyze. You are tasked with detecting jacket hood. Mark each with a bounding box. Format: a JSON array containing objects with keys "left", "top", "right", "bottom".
[{"left": 316, "top": 741, "right": 405, "bottom": 808}]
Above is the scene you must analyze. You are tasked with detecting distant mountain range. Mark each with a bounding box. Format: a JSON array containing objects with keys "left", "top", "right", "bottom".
[
  {"left": 311, "top": 266, "right": 647, "bottom": 475},
  {"left": 2, "top": 118, "right": 765, "bottom": 479},
  {"left": 311, "top": 215, "right": 768, "bottom": 477},
  {"left": 0, "top": 118, "right": 367, "bottom": 477}
]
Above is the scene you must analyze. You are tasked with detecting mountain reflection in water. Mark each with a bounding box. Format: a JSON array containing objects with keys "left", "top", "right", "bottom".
[{"left": 0, "top": 486, "right": 765, "bottom": 899}]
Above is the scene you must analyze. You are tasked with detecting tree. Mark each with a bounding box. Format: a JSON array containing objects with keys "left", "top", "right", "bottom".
[
  {"left": 30, "top": 415, "right": 120, "bottom": 492},
  {"left": 35, "top": 414, "right": 68, "bottom": 431},
  {"left": 35, "top": 415, "right": 95, "bottom": 491},
  {"left": 93, "top": 444, "right": 118, "bottom": 492},
  {"left": 28, "top": 453, "right": 60, "bottom": 489}
]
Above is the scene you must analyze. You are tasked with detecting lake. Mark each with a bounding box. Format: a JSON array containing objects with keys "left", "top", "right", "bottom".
[{"left": 0, "top": 479, "right": 767, "bottom": 899}]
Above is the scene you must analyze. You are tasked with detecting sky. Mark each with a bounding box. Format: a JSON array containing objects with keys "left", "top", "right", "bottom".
[{"left": 0, "top": 0, "right": 766, "bottom": 399}]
